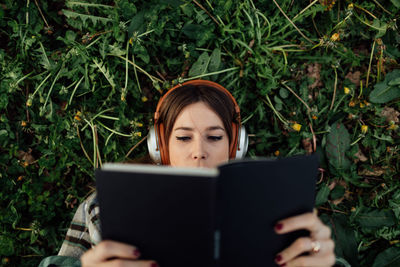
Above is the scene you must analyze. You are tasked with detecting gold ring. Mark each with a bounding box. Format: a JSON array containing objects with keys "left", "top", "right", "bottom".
[{"left": 311, "top": 241, "right": 321, "bottom": 253}]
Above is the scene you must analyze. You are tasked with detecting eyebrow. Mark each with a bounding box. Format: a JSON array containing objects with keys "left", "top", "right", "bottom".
[{"left": 174, "top": 126, "right": 225, "bottom": 132}]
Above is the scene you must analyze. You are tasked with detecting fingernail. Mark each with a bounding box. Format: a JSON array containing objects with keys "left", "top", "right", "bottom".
[
  {"left": 151, "top": 263, "right": 159, "bottom": 267},
  {"left": 275, "top": 223, "right": 283, "bottom": 231},
  {"left": 275, "top": 254, "right": 282, "bottom": 262},
  {"left": 133, "top": 249, "right": 141, "bottom": 257},
  {"left": 280, "top": 264, "right": 286, "bottom": 267}
]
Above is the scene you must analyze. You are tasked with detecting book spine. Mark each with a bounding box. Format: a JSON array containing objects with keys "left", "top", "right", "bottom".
[
  {"left": 214, "top": 230, "right": 220, "bottom": 261},
  {"left": 214, "top": 175, "right": 222, "bottom": 267}
]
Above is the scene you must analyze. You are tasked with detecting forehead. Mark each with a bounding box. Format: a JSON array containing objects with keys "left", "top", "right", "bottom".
[{"left": 172, "top": 102, "right": 225, "bottom": 130}]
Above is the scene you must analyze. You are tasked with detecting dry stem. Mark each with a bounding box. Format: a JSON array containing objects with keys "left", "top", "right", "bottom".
[
  {"left": 125, "top": 135, "right": 148, "bottom": 158},
  {"left": 192, "top": 0, "right": 220, "bottom": 26}
]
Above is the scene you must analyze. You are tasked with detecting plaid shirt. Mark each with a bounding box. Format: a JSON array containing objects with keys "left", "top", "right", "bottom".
[{"left": 58, "top": 192, "right": 102, "bottom": 258}]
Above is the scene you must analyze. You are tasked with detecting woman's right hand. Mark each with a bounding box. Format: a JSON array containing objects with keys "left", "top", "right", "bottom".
[{"left": 81, "top": 240, "right": 158, "bottom": 267}]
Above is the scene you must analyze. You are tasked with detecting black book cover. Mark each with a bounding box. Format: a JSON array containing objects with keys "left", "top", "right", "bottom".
[{"left": 96, "top": 154, "right": 319, "bottom": 267}]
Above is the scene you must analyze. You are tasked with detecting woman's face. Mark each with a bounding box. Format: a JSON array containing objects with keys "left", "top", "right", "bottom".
[{"left": 168, "top": 101, "right": 230, "bottom": 168}]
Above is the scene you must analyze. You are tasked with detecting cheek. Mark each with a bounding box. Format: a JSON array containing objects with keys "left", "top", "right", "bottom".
[
  {"left": 214, "top": 139, "right": 230, "bottom": 160},
  {"left": 168, "top": 138, "right": 185, "bottom": 165}
]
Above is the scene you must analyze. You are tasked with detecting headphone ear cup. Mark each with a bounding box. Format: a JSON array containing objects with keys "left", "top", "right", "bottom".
[
  {"left": 147, "top": 126, "right": 161, "bottom": 164},
  {"left": 158, "top": 123, "right": 169, "bottom": 165},
  {"left": 235, "top": 126, "right": 249, "bottom": 159}
]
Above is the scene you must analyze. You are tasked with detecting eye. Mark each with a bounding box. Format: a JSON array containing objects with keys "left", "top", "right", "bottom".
[
  {"left": 176, "top": 136, "right": 191, "bottom": 142},
  {"left": 208, "top": 136, "right": 223, "bottom": 141}
]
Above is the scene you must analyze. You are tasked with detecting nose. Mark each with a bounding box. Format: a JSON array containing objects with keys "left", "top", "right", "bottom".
[{"left": 191, "top": 138, "right": 207, "bottom": 160}]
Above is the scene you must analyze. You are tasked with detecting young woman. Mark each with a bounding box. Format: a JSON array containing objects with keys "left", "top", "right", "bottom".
[{"left": 43, "top": 80, "right": 335, "bottom": 267}]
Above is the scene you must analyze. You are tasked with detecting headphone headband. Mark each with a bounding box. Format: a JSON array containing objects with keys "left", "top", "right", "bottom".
[{"left": 150, "top": 79, "right": 245, "bottom": 165}]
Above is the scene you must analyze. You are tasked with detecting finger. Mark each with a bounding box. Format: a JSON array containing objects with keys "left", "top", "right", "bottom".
[
  {"left": 82, "top": 240, "right": 141, "bottom": 263},
  {"left": 96, "top": 260, "right": 159, "bottom": 267},
  {"left": 275, "top": 237, "right": 335, "bottom": 265},
  {"left": 275, "top": 212, "right": 331, "bottom": 239},
  {"left": 284, "top": 253, "right": 336, "bottom": 267},
  {"left": 313, "top": 208, "right": 318, "bottom": 215}
]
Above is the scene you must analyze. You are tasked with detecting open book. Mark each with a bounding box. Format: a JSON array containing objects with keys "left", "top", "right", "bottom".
[{"left": 96, "top": 154, "right": 319, "bottom": 267}]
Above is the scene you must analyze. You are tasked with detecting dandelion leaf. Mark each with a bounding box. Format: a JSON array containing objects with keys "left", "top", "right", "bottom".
[
  {"left": 390, "top": 0, "right": 400, "bottom": 7},
  {"left": 188, "top": 52, "right": 210, "bottom": 77},
  {"left": 315, "top": 183, "right": 330, "bottom": 206},
  {"left": 93, "top": 59, "right": 116, "bottom": 89},
  {"left": 369, "top": 69, "right": 400, "bottom": 103},
  {"left": 128, "top": 11, "right": 145, "bottom": 37},
  {"left": 356, "top": 208, "right": 396, "bottom": 228},
  {"left": 327, "top": 214, "right": 360, "bottom": 267},
  {"left": 372, "top": 19, "right": 387, "bottom": 38},
  {"left": 208, "top": 48, "right": 221, "bottom": 72},
  {"left": 62, "top": 10, "right": 112, "bottom": 30},
  {"left": 182, "top": 23, "right": 206, "bottom": 39},
  {"left": 325, "top": 122, "right": 351, "bottom": 170},
  {"left": 65, "top": 1, "right": 114, "bottom": 9},
  {"left": 373, "top": 247, "right": 400, "bottom": 267}
]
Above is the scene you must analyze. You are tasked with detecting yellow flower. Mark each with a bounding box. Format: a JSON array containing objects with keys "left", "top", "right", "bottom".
[
  {"left": 322, "top": 0, "right": 336, "bottom": 11},
  {"left": 330, "top": 33, "right": 340, "bottom": 42},
  {"left": 274, "top": 150, "right": 280, "bottom": 156},
  {"left": 74, "top": 111, "right": 82, "bottom": 121},
  {"left": 312, "top": 115, "right": 318, "bottom": 120},
  {"left": 349, "top": 101, "right": 355, "bottom": 107},
  {"left": 361, "top": 125, "right": 368, "bottom": 134},
  {"left": 344, "top": 87, "right": 350, "bottom": 94},
  {"left": 141, "top": 96, "right": 148, "bottom": 102},
  {"left": 291, "top": 123, "right": 302, "bottom": 132},
  {"left": 129, "top": 38, "right": 133, "bottom": 45},
  {"left": 136, "top": 122, "right": 143, "bottom": 127},
  {"left": 17, "top": 175, "right": 24, "bottom": 181},
  {"left": 388, "top": 124, "right": 398, "bottom": 130},
  {"left": 21, "top": 121, "right": 27, "bottom": 127},
  {"left": 348, "top": 3, "right": 354, "bottom": 10},
  {"left": 359, "top": 102, "right": 365, "bottom": 108},
  {"left": 134, "top": 132, "right": 142, "bottom": 137}
]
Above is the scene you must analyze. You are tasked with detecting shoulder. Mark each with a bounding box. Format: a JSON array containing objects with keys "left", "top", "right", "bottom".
[
  {"left": 82, "top": 191, "right": 99, "bottom": 217},
  {"left": 68, "top": 191, "right": 99, "bottom": 232},
  {"left": 58, "top": 191, "right": 101, "bottom": 258},
  {"left": 84, "top": 192, "right": 101, "bottom": 244}
]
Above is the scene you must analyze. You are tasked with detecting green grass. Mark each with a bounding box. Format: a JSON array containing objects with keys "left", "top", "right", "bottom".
[{"left": 0, "top": 0, "right": 399, "bottom": 266}]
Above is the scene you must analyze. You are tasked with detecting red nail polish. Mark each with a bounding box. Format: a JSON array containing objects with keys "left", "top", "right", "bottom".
[
  {"left": 133, "top": 249, "right": 141, "bottom": 257},
  {"left": 280, "top": 264, "right": 286, "bottom": 267},
  {"left": 275, "top": 254, "right": 282, "bottom": 262},
  {"left": 151, "top": 263, "right": 159, "bottom": 267},
  {"left": 275, "top": 223, "right": 283, "bottom": 231}
]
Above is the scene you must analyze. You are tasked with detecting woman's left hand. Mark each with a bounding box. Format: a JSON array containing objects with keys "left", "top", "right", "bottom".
[{"left": 274, "top": 210, "right": 336, "bottom": 267}]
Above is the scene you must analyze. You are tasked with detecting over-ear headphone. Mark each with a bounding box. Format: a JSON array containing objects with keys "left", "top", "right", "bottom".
[{"left": 147, "top": 80, "right": 248, "bottom": 165}]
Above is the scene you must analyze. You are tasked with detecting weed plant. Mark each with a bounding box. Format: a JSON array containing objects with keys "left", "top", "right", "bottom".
[{"left": 0, "top": 0, "right": 399, "bottom": 266}]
